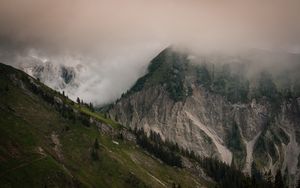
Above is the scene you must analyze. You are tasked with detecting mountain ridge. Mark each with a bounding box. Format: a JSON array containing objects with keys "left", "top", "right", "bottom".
[
  {"left": 109, "top": 48, "right": 300, "bottom": 187},
  {"left": 0, "top": 62, "right": 212, "bottom": 188}
]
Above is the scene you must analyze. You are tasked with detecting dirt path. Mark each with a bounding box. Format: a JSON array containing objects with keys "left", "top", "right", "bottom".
[
  {"left": 129, "top": 153, "right": 167, "bottom": 188},
  {"left": 145, "top": 171, "right": 167, "bottom": 187},
  {"left": 101, "top": 141, "right": 167, "bottom": 187}
]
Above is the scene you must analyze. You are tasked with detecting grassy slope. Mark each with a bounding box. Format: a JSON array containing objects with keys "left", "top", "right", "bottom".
[{"left": 0, "top": 63, "right": 210, "bottom": 188}]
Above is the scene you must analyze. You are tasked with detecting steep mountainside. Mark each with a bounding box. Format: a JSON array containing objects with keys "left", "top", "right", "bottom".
[
  {"left": 109, "top": 48, "right": 300, "bottom": 187},
  {"left": 0, "top": 63, "right": 212, "bottom": 188},
  {"left": 18, "top": 60, "right": 80, "bottom": 93}
]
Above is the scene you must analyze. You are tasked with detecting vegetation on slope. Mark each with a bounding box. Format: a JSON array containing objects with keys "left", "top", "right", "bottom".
[
  {"left": 133, "top": 127, "right": 282, "bottom": 188},
  {"left": 1, "top": 55, "right": 295, "bottom": 188},
  {"left": 128, "top": 48, "right": 300, "bottom": 107},
  {"left": 226, "top": 122, "right": 246, "bottom": 169},
  {"left": 128, "top": 48, "right": 191, "bottom": 102},
  {"left": 0, "top": 63, "right": 209, "bottom": 188},
  {"left": 196, "top": 64, "right": 250, "bottom": 103}
]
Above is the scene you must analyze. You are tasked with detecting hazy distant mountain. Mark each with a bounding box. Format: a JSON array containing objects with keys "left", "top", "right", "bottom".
[{"left": 17, "top": 59, "right": 80, "bottom": 92}]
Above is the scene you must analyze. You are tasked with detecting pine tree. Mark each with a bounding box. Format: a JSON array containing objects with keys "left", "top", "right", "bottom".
[
  {"left": 76, "top": 97, "right": 80, "bottom": 104},
  {"left": 91, "top": 138, "right": 100, "bottom": 160},
  {"left": 94, "top": 138, "right": 99, "bottom": 149},
  {"left": 275, "top": 170, "right": 284, "bottom": 188},
  {"left": 91, "top": 148, "right": 99, "bottom": 160},
  {"left": 89, "top": 102, "right": 94, "bottom": 112},
  {"left": 283, "top": 168, "right": 289, "bottom": 188},
  {"left": 296, "top": 177, "right": 300, "bottom": 188}
]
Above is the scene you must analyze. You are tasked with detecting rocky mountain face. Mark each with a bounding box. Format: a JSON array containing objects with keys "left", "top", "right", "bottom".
[
  {"left": 108, "top": 48, "right": 300, "bottom": 187},
  {"left": 18, "top": 60, "right": 79, "bottom": 92}
]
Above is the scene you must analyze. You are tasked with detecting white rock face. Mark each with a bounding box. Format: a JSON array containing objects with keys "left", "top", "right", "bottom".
[
  {"left": 108, "top": 48, "right": 300, "bottom": 187},
  {"left": 20, "top": 61, "right": 78, "bottom": 90},
  {"left": 13, "top": 55, "right": 83, "bottom": 101},
  {"left": 109, "top": 84, "right": 300, "bottom": 187},
  {"left": 186, "top": 111, "right": 232, "bottom": 164}
]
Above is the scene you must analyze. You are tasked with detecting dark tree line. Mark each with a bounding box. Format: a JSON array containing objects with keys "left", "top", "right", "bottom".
[
  {"left": 196, "top": 157, "right": 271, "bottom": 188},
  {"left": 195, "top": 64, "right": 299, "bottom": 109},
  {"left": 179, "top": 142, "right": 284, "bottom": 188},
  {"left": 129, "top": 48, "right": 166, "bottom": 94},
  {"left": 77, "top": 97, "right": 95, "bottom": 112},
  {"left": 164, "top": 54, "right": 188, "bottom": 102},
  {"left": 28, "top": 78, "right": 94, "bottom": 127},
  {"left": 134, "top": 128, "right": 182, "bottom": 167},
  {"left": 196, "top": 64, "right": 249, "bottom": 103},
  {"left": 132, "top": 127, "right": 285, "bottom": 188}
]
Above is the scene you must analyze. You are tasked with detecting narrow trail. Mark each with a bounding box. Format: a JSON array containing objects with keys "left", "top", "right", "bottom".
[
  {"left": 0, "top": 156, "right": 47, "bottom": 178},
  {"left": 129, "top": 153, "right": 167, "bottom": 188},
  {"left": 145, "top": 171, "right": 167, "bottom": 187},
  {"left": 100, "top": 141, "right": 167, "bottom": 187}
]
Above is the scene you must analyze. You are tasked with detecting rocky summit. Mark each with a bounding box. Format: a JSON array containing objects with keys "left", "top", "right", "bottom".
[{"left": 108, "top": 47, "right": 300, "bottom": 187}]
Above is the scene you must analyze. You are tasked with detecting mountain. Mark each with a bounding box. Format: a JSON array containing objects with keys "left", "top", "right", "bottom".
[
  {"left": 108, "top": 47, "right": 300, "bottom": 187},
  {"left": 0, "top": 62, "right": 214, "bottom": 187},
  {"left": 17, "top": 59, "right": 80, "bottom": 95},
  {"left": 22, "top": 61, "right": 77, "bottom": 89}
]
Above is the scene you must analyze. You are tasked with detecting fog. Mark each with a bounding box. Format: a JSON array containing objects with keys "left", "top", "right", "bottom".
[{"left": 0, "top": 0, "right": 299, "bottom": 105}]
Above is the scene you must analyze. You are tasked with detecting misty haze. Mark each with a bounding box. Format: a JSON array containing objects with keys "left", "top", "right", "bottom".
[{"left": 0, "top": 0, "right": 299, "bottom": 188}]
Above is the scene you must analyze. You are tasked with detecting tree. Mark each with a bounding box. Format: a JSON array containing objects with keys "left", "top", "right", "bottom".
[
  {"left": 91, "top": 138, "right": 100, "bottom": 160},
  {"left": 76, "top": 97, "right": 80, "bottom": 104},
  {"left": 283, "top": 168, "right": 289, "bottom": 188},
  {"left": 258, "top": 72, "right": 277, "bottom": 98},
  {"left": 94, "top": 138, "right": 99, "bottom": 149},
  {"left": 135, "top": 129, "right": 182, "bottom": 167},
  {"left": 89, "top": 102, "right": 94, "bottom": 112},
  {"left": 197, "top": 64, "right": 211, "bottom": 88},
  {"left": 296, "top": 176, "right": 300, "bottom": 188},
  {"left": 91, "top": 148, "right": 99, "bottom": 160},
  {"left": 275, "top": 170, "right": 284, "bottom": 188}
]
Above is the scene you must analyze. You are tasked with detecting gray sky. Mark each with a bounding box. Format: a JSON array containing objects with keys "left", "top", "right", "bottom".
[
  {"left": 0, "top": 0, "right": 299, "bottom": 104},
  {"left": 1, "top": 0, "right": 300, "bottom": 50}
]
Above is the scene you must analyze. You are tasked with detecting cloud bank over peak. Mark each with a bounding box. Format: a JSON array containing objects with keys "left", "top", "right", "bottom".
[
  {"left": 1, "top": 0, "right": 300, "bottom": 51},
  {"left": 0, "top": 0, "right": 299, "bottom": 104}
]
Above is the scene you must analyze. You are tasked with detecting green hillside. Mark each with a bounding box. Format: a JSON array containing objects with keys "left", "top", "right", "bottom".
[{"left": 0, "top": 63, "right": 210, "bottom": 188}]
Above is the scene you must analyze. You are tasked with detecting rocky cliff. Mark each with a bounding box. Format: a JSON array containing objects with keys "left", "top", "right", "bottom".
[
  {"left": 109, "top": 48, "right": 300, "bottom": 187},
  {"left": 19, "top": 60, "right": 79, "bottom": 92}
]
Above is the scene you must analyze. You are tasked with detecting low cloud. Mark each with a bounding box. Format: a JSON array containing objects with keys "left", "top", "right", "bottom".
[{"left": 0, "top": 0, "right": 299, "bottom": 104}]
